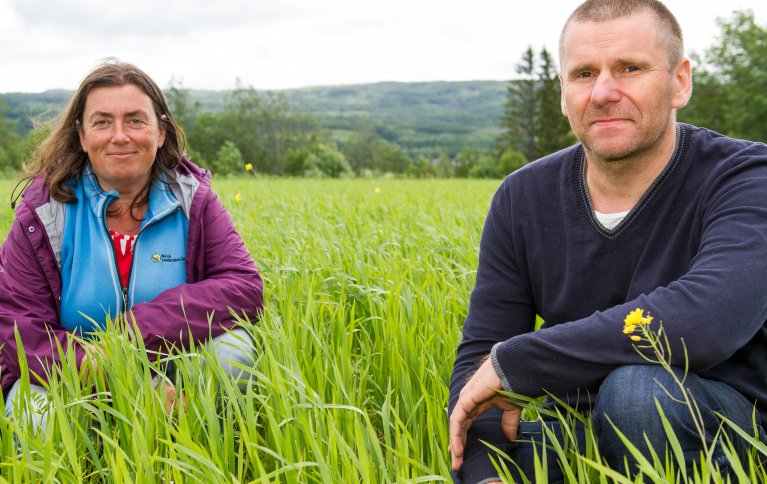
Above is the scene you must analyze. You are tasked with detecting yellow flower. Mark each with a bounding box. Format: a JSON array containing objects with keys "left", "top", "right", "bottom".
[
  {"left": 624, "top": 308, "right": 645, "bottom": 326},
  {"left": 643, "top": 315, "right": 653, "bottom": 325},
  {"left": 624, "top": 308, "right": 653, "bottom": 327},
  {"left": 234, "top": 193, "right": 242, "bottom": 202},
  {"left": 624, "top": 308, "right": 654, "bottom": 342},
  {"left": 374, "top": 187, "right": 382, "bottom": 194},
  {"left": 245, "top": 163, "right": 253, "bottom": 172}
]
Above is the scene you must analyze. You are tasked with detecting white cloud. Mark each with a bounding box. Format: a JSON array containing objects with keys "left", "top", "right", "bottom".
[
  {"left": 0, "top": 0, "right": 765, "bottom": 92},
  {"left": 7, "top": 0, "right": 316, "bottom": 36}
]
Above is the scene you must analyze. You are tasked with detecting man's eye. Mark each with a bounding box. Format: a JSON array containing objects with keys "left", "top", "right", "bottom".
[
  {"left": 626, "top": 66, "right": 640, "bottom": 73},
  {"left": 576, "top": 71, "right": 594, "bottom": 79}
]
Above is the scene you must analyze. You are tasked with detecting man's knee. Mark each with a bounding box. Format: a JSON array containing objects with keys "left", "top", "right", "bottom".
[
  {"left": 593, "top": 364, "right": 713, "bottom": 469},
  {"left": 594, "top": 365, "right": 688, "bottom": 428}
]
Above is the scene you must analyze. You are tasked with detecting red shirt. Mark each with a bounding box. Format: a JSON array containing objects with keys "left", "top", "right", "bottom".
[{"left": 109, "top": 229, "right": 137, "bottom": 288}]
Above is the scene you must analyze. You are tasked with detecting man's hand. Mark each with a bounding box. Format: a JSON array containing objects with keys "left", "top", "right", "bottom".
[{"left": 449, "top": 357, "right": 522, "bottom": 471}]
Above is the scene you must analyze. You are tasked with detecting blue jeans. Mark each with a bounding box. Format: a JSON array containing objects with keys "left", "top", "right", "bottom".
[
  {"left": 453, "top": 365, "right": 764, "bottom": 483},
  {"left": 594, "top": 364, "right": 765, "bottom": 475}
]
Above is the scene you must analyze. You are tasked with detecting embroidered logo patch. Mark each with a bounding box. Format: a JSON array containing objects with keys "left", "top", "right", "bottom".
[{"left": 151, "top": 253, "right": 185, "bottom": 263}]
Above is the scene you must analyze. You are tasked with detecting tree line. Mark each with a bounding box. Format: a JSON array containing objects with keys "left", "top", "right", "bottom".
[{"left": 0, "top": 10, "right": 764, "bottom": 178}]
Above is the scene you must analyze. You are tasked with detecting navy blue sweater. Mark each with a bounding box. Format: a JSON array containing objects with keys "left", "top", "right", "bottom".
[{"left": 449, "top": 124, "right": 767, "bottom": 482}]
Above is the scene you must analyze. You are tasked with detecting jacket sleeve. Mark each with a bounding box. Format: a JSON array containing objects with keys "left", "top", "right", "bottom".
[
  {"left": 0, "top": 212, "right": 86, "bottom": 387},
  {"left": 449, "top": 181, "right": 537, "bottom": 482},
  {"left": 128, "top": 188, "right": 264, "bottom": 355},
  {"left": 493, "top": 145, "right": 767, "bottom": 399}
]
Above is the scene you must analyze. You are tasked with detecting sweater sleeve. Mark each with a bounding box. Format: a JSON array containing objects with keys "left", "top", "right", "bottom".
[
  {"left": 0, "top": 213, "right": 86, "bottom": 387},
  {"left": 493, "top": 144, "right": 767, "bottom": 398},
  {"left": 449, "top": 181, "right": 537, "bottom": 482},
  {"left": 128, "top": 189, "right": 263, "bottom": 355}
]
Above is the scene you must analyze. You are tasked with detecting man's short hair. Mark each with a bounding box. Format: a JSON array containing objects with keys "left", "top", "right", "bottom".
[{"left": 559, "top": 0, "right": 684, "bottom": 69}]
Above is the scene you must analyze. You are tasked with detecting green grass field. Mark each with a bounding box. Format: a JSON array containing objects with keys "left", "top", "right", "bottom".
[
  {"left": 0, "top": 177, "right": 497, "bottom": 482},
  {"left": 1, "top": 177, "right": 765, "bottom": 483}
]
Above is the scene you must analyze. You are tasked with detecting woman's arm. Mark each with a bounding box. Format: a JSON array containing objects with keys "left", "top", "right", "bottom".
[
  {"left": 128, "top": 189, "right": 264, "bottom": 354},
  {"left": 0, "top": 212, "right": 86, "bottom": 387}
]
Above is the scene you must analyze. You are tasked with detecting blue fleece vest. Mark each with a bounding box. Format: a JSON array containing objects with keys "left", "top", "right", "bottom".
[{"left": 60, "top": 170, "right": 188, "bottom": 334}]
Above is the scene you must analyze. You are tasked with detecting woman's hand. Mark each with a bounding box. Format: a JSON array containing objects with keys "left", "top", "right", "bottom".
[
  {"left": 79, "top": 343, "right": 105, "bottom": 384},
  {"left": 158, "top": 381, "right": 187, "bottom": 414}
]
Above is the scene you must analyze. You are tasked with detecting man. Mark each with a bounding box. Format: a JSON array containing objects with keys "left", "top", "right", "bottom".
[{"left": 448, "top": 0, "right": 767, "bottom": 482}]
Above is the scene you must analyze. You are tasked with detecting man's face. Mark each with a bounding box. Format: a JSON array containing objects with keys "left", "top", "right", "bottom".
[{"left": 559, "top": 10, "right": 691, "bottom": 163}]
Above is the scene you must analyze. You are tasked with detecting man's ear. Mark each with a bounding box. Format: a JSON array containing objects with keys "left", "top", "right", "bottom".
[
  {"left": 672, "top": 58, "right": 693, "bottom": 110},
  {"left": 560, "top": 74, "right": 568, "bottom": 117}
]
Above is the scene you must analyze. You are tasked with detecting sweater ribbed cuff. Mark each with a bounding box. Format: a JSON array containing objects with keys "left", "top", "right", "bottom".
[
  {"left": 492, "top": 337, "right": 539, "bottom": 398},
  {"left": 476, "top": 478, "right": 502, "bottom": 484},
  {"left": 490, "top": 342, "right": 512, "bottom": 393}
]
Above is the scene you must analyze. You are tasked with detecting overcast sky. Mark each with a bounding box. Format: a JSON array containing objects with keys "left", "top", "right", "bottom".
[{"left": 0, "top": 0, "right": 764, "bottom": 94}]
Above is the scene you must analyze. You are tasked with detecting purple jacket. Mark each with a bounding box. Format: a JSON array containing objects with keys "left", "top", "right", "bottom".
[{"left": 0, "top": 158, "right": 263, "bottom": 391}]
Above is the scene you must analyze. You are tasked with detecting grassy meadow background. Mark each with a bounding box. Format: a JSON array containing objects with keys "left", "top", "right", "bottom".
[{"left": 0, "top": 177, "right": 500, "bottom": 482}]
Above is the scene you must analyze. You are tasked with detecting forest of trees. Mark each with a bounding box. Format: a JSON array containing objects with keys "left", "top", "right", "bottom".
[{"left": 0, "top": 10, "right": 764, "bottom": 178}]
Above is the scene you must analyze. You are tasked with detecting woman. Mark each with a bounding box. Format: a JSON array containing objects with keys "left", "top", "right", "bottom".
[{"left": 0, "top": 61, "right": 263, "bottom": 427}]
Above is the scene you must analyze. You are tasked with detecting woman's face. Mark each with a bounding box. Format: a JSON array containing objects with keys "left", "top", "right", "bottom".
[{"left": 78, "top": 84, "right": 166, "bottom": 195}]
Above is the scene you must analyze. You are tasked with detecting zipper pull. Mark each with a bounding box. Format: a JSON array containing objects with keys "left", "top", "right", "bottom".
[{"left": 122, "top": 287, "right": 129, "bottom": 313}]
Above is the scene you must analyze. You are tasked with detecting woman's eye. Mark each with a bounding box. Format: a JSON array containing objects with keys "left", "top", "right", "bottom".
[
  {"left": 92, "top": 119, "right": 108, "bottom": 127},
  {"left": 128, "top": 118, "right": 145, "bottom": 126}
]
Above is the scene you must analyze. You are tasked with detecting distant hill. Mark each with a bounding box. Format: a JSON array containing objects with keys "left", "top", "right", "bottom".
[
  {"left": 1, "top": 80, "right": 508, "bottom": 157},
  {"left": 2, "top": 89, "right": 72, "bottom": 133},
  {"left": 283, "top": 81, "right": 507, "bottom": 156}
]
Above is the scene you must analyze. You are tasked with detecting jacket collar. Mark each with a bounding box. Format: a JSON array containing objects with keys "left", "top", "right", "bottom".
[{"left": 79, "top": 164, "right": 180, "bottom": 230}]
